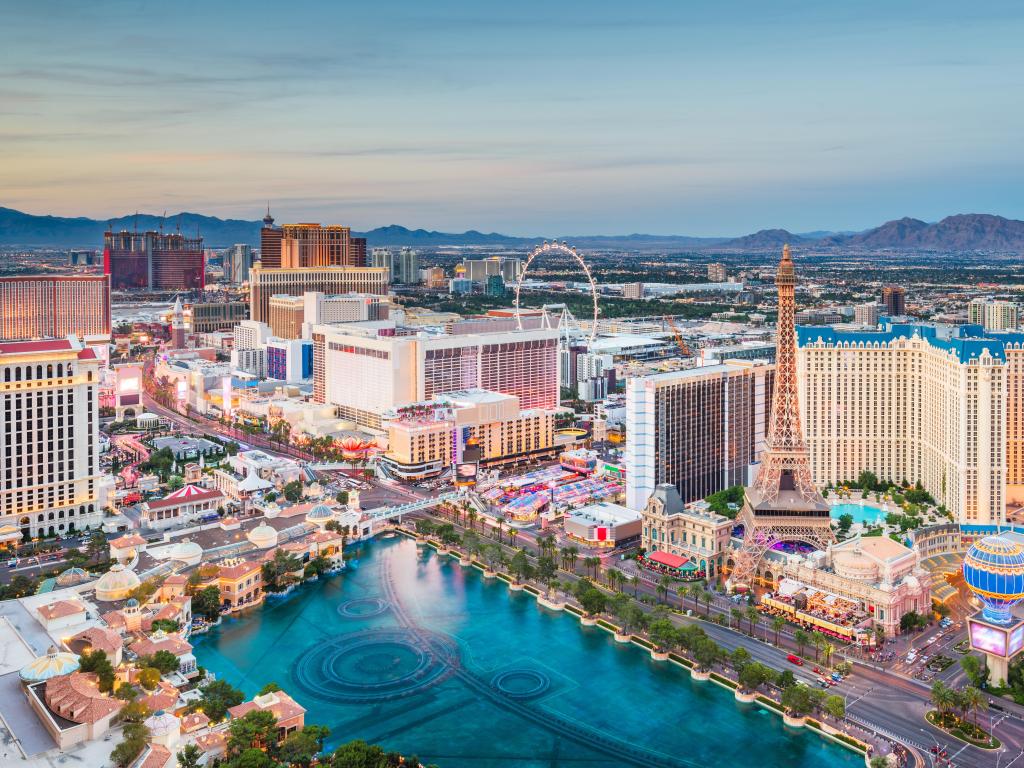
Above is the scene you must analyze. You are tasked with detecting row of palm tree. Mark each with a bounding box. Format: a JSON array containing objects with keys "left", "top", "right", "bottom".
[
  {"left": 792, "top": 629, "right": 836, "bottom": 668},
  {"left": 930, "top": 680, "right": 987, "bottom": 729}
]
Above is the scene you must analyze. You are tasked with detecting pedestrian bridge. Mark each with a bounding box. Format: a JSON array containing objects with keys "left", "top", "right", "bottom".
[{"left": 363, "top": 492, "right": 460, "bottom": 521}]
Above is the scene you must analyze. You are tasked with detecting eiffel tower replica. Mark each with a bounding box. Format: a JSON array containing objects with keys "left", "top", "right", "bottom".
[{"left": 730, "top": 244, "right": 834, "bottom": 588}]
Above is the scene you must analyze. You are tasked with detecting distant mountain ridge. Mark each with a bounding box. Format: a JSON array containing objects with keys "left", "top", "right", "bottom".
[{"left": 1, "top": 206, "right": 1023, "bottom": 252}]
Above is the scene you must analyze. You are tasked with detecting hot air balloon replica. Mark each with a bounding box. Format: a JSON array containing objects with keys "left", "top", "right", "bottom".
[{"left": 962, "top": 534, "right": 1024, "bottom": 683}]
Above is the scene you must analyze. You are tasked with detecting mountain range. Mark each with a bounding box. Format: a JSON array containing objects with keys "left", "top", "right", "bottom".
[{"left": 2, "top": 206, "right": 1024, "bottom": 252}]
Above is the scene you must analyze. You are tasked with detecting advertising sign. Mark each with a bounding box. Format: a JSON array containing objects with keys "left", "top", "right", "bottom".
[
  {"left": 455, "top": 462, "right": 478, "bottom": 487},
  {"left": 970, "top": 620, "right": 1008, "bottom": 657}
]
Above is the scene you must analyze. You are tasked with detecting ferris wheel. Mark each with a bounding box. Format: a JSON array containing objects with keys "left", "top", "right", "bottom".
[{"left": 513, "top": 240, "right": 599, "bottom": 346}]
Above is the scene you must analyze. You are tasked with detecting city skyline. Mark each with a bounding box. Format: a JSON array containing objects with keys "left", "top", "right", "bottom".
[{"left": 4, "top": 1, "right": 1024, "bottom": 235}]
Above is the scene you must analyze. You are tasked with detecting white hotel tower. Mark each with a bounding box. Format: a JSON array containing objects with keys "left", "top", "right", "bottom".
[{"left": 795, "top": 322, "right": 1024, "bottom": 525}]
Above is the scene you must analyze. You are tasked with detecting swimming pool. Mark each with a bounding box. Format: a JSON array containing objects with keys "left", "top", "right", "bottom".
[
  {"left": 830, "top": 502, "right": 887, "bottom": 526},
  {"left": 193, "top": 537, "right": 862, "bottom": 767}
]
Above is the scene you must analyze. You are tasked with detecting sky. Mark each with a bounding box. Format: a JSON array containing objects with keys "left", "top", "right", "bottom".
[{"left": 2, "top": 1, "right": 1024, "bottom": 236}]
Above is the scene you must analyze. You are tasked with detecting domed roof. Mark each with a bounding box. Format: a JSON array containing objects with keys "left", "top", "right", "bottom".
[
  {"left": 247, "top": 523, "right": 278, "bottom": 549},
  {"left": 126, "top": 597, "right": 139, "bottom": 608},
  {"left": 144, "top": 710, "right": 179, "bottom": 737},
  {"left": 832, "top": 549, "right": 880, "bottom": 582},
  {"left": 95, "top": 564, "right": 141, "bottom": 602},
  {"left": 307, "top": 504, "right": 334, "bottom": 520},
  {"left": 55, "top": 566, "right": 91, "bottom": 587},
  {"left": 20, "top": 647, "right": 80, "bottom": 682},
  {"left": 170, "top": 539, "right": 203, "bottom": 563},
  {"left": 962, "top": 535, "right": 1024, "bottom": 624}
]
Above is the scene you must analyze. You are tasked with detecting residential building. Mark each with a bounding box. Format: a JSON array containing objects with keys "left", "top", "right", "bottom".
[
  {"left": 231, "top": 347, "right": 266, "bottom": 378},
  {"left": 622, "top": 282, "right": 644, "bottom": 299},
  {"left": 249, "top": 265, "right": 388, "bottom": 322},
  {"left": 461, "top": 256, "right": 522, "bottom": 286},
  {"left": 190, "top": 301, "right": 248, "bottom": 333},
  {"left": 449, "top": 277, "right": 473, "bottom": 295},
  {"left": 228, "top": 689, "right": 306, "bottom": 743},
  {"left": 423, "top": 266, "right": 447, "bottom": 289},
  {"left": 278, "top": 223, "right": 366, "bottom": 268},
  {"left": 640, "top": 484, "right": 733, "bottom": 580},
  {"left": 213, "top": 557, "right": 263, "bottom": 611},
  {"left": 882, "top": 285, "right": 906, "bottom": 316},
  {"left": 27, "top": 672, "right": 123, "bottom": 749},
  {"left": 0, "top": 338, "right": 104, "bottom": 539},
  {"left": 796, "top": 322, "right": 1011, "bottom": 523},
  {"left": 968, "top": 298, "right": 1019, "bottom": 331},
  {"left": 314, "top": 322, "right": 560, "bottom": 429},
  {"left": 103, "top": 230, "right": 204, "bottom": 291},
  {"left": 707, "top": 263, "right": 727, "bottom": 282},
  {"left": 224, "top": 244, "right": 253, "bottom": 284},
  {"left": 625, "top": 359, "right": 774, "bottom": 510},
  {"left": 0, "top": 275, "right": 111, "bottom": 343},
  {"left": 853, "top": 302, "right": 880, "bottom": 326}
]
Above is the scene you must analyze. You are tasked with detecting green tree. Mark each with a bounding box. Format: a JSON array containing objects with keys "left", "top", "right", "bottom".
[
  {"left": 329, "top": 740, "right": 387, "bottom": 768},
  {"left": 111, "top": 722, "right": 149, "bottom": 768},
  {"left": 960, "top": 655, "right": 989, "bottom": 689},
  {"left": 930, "top": 680, "right": 955, "bottom": 718},
  {"left": 193, "top": 585, "right": 222, "bottom": 621},
  {"left": 648, "top": 619, "right": 677, "bottom": 651},
  {"left": 262, "top": 548, "right": 303, "bottom": 592},
  {"left": 823, "top": 694, "right": 845, "bottom": 720},
  {"left": 176, "top": 743, "right": 202, "bottom": 768},
  {"left": 794, "top": 629, "right": 809, "bottom": 658},
  {"left": 509, "top": 549, "right": 533, "bottom": 584},
  {"left": 781, "top": 684, "right": 816, "bottom": 717},
  {"left": 258, "top": 682, "right": 282, "bottom": 695},
  {"left": 960, "top": 685, "right": 985, "bottom": 728},
  {"left": 138, "top": 667, "right": 161, "bottom": 690},
  {"left": 150, "top": 618, "right": 180, "bottom": 634},
  {"left": 836, "top": 513, "right": 854, "bottom": 534},
  {"left": 772, "top": 615, "right": 786, "bottom": 646},
  {"left": 120, "top": 699, "right": 151, "bottom": 723},
  {"left": 737, "top": 661, "right": 773, "bottom": 693},
  {"left": 282, "top": 479, "right": 304, "bottom": 503},
  {"left": 656, "top": 575, "right": 672, "bottom": 603},
  {"left": 280, "top": 728, "right": 322, "bottom": 768},
  {"left": 77, "top": 649, "right": 115, "bottom": 692},
  {"left": 691, "top": 637, "right": 720, "bottom": 672},
  {"left": 776, "top": 670, "right": 797, "bottom": 689},
  {"left": 228, "top": 709, "right": 279, "bottom": 757},
  {"left": 233, "top": 748, "right": 276, "bottom": 768},
  {"left": 731, "top": 646, "right": 751, "bottom": 671},
  {"left": 745, "top": 605, "right": 759, "bottom": 636},
  {"left": 194, "top": 679, "right": 244, "bottom": 722}
]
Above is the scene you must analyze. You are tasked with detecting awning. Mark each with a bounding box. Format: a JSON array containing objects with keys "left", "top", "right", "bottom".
[{"left": 648, "top": 551, "right": 688, "bottom": 569}]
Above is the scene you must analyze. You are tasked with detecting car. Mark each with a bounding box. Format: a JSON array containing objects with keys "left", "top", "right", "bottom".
[
  {"left": 786, "top": 654, "right": 804, "bottom": 666},
  {"left": 831, "top": 672, "right": 842, "bottom": 681},
  {"left": 813, "top": 667, "right": 821, "bottom": 674},
  {"left": 7, "top": 558, "right": 17, "bottom": 568},
  {"left": 818, "top": 679, "right": 830, "bottom": 688},
  {"left": 927, "top": 635, "right": 938, "bottom": 644}
]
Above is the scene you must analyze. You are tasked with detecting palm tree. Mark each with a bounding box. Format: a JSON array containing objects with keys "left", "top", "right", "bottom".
[
  {"left": 631, "top": 574, "right": 641, "bottom": 597},
  {"left": 730, "top": 607, "right": 743, "bottom": 630},
  {"left": 823, "top": 641, "right": 835, "bottom": 669},
  {"left": 467, "top": 508, "right": 478, "bottom": 532},
  {"left": 559, "top": 547, "right": 571, "bottom": 571},
  {"left": 656, "top": 575, "right": 672, "bottom": 603},
  {"left": 794, "top": 629, "right": 810, "bottom": 658},
  {"left": 676, "top": 584, "right": 689, "bottom": 606},
  {"left": 687, "top": 583, "right": 703, "bottom": 612},
  {"left": 584, "top": 556, "right": 601, "bottom": 580},
  {"left": 567, "top": 546, "right": 580, "bottom": 572},
  {"left": 772, "top": 616, "right": 786, "bottom": 647},
  {"left": 745, "top": 605, "right": 759, "bottom": 637},
  {"left": 812, "top": 633, "right": 826, "bottom": 663},
  {"left": 930, "top": 681, "right": 956, "bottom": 720},
  {"left": 508, "top": 527, "right": 518, "bottom": 547},
  {"left": 700, "top": 590, "right": 713, "bottom": 616},
  {"left": 960, "top": 685, "right": 985, "bottom": 728},
  {"left": 495, "top": 517, "right": 505, "bottom": 543}
]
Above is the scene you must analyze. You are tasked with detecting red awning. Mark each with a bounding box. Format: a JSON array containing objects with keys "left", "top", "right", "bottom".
[{"left": 648, "top": 551, "right": 688, "bottom": 569}]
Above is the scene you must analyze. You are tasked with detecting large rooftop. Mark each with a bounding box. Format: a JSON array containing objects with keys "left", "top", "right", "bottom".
[{"left": 797, "top": 321, "right": 1024, "bottom": 363}]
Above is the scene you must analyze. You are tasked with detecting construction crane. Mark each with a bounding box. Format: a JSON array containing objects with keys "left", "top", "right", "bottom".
[{"left": 664, "top": 316, "right": 694, "bottom": 357}]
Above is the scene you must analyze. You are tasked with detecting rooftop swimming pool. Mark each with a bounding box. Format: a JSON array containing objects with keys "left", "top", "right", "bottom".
[
  {"left": 193, "top": 536, "right": 862, "bottom": 767},
  {"left": 830, "top": 502, "right": 887, "bottom": 526}
]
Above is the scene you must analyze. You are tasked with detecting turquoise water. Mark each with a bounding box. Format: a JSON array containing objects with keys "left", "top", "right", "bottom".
[
  {"left": 193, "top": 536, "right": 862, "bottom": 767},
  {"left": 831, "top": 502, "right": 886, "bottom": 525}
]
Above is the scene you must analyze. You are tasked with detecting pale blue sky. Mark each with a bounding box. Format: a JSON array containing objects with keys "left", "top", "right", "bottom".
[{"left": 2, "top": 1, "right": 1023, "bottom": 235}]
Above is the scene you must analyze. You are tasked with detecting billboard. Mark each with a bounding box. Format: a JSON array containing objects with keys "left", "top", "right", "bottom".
[
  {"left": 1010, "top": 624, "right": 1024, "bottom": 657},
  {"left": 454, "top": 462, "right": 478, "bottom": 487},
  {"left": 969, "top": 619, "right": 1008, "bottom": 657}
]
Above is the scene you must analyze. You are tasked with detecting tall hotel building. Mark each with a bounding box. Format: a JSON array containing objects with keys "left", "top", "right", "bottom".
[
  {"left": 313, "top": 322, "right": 560, "bottom": 429},
  {"left": 0, "top": 338, "right": 104, "bottom": 539},
  {"left": 280, "top": 224, "right": 367, "bottom": 269},
  {"left": 249, "top": 265, "right": 389, "bottom": 323},
  {"left": 259, "top": 209, "right": 282, "bottom": 269},
  {"left": 0, "top": 275, "right": 111, "bottom": 343},
  {"left": 625, "top": 360, "right": 774, "bottom": 510},
  {"left": 103, "top": 230, "right": 205, "bottom": 291},
  {"left": 796, "top": 322, "right": 1024, "bottom": 524}
]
